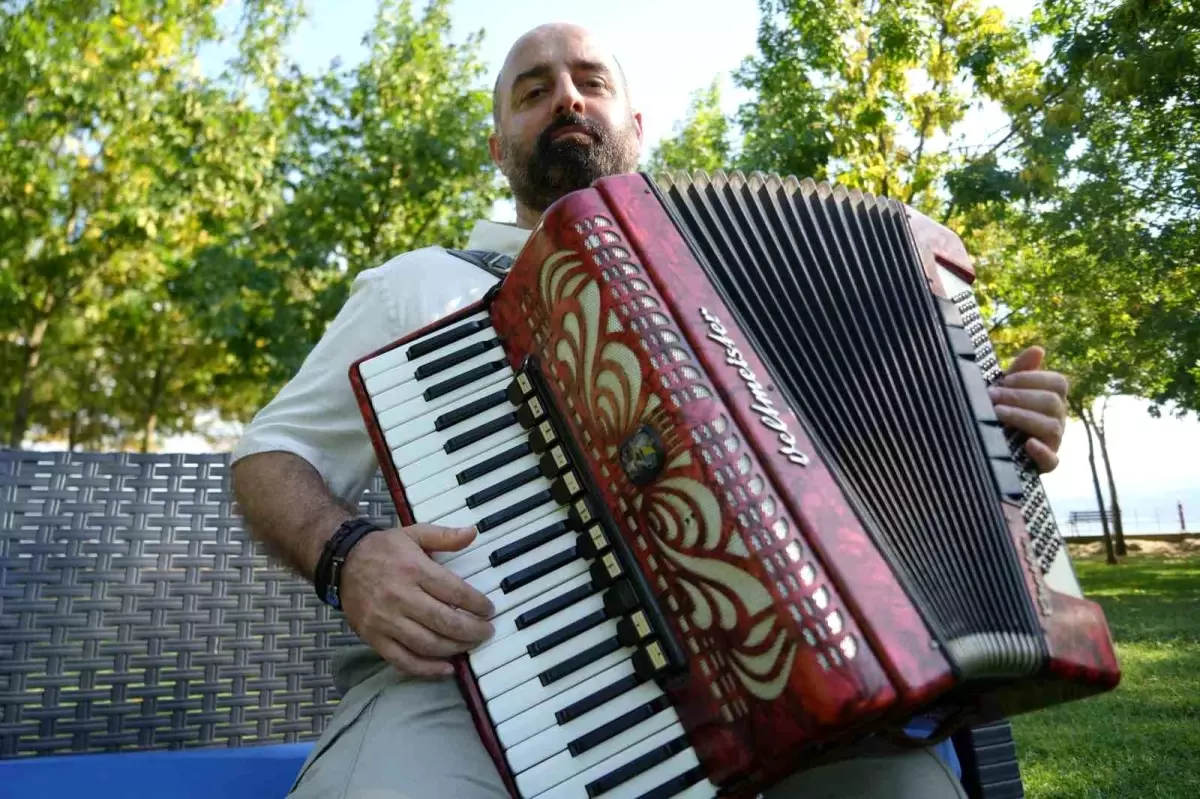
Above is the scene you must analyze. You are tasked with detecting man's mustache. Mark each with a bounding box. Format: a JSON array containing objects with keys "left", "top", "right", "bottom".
[{"left": 538, "top": 114, "right": 603, "bottom": 147}]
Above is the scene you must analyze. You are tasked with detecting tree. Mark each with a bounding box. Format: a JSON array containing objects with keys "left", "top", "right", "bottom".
[
  {"left": 0, "top": 0, "right": 296, "bottom": 449},
  {"left": 1026, "top": 0, "right": 1200, "bottom": 416},
  {"left": 734, "top": 0, "right": 1042, "bottom": 218},
  {"left": 2, "top": 0, "right": 504, "bottom": 450},
  {"left": 194, "top": 0, "right": 504, "bottom": 409},
  {"left": 646, "top": 78, "right": 732, "bottom": 173}
]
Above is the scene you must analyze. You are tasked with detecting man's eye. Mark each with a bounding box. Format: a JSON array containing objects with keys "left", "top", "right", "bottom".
[{"left": 523, "top": 87, "right": 546, "bottom": 102}]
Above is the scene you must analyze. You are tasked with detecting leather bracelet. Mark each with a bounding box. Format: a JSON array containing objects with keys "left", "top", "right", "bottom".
[{"left": 314, "top": 518, "right": 384, "bottom": 610}]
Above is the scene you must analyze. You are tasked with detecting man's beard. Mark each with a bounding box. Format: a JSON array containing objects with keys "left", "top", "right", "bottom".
[{"left": 500, "top": 112, "right": 640, "bottom": 213}]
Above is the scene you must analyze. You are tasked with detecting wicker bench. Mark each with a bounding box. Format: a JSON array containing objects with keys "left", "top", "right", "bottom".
[{"left": 0, "top": 450, "right": 1024, "bottom": 798}]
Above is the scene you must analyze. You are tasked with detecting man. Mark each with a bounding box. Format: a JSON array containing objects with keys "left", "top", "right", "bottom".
[{"left": 232, "top": 22, "right": 1069, "bottom": 799}]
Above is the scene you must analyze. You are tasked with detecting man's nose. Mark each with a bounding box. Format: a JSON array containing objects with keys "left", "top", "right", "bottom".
[{"left": 551, "top": 76, "right": 586, "bottom": 116}]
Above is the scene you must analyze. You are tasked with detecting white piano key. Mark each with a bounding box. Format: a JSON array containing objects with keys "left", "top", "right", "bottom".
[
  {"left": 470, "top": 592, "right": 605, "bottom": 677},
  {"left": 494, "top": 660, "right": 637, "bottom": 749},
  {"left": 485, "top": 556, "right": 589, "bottom": 618},
  {"left": 474, "top": 571, "right": 591, "bottom": 649},
  {"left": 434, "top": 502, "right": 564, "bottom": 569},
  {"left": 358, "top": 312, "right": 491, "bottom": 379},
  {"left": 518, "top": 715, "right": 682, "bottom": 799},
  {"left": 486, "top": 649, "right": 631, "bottom": 727},
  {"left": 602, "top": 747, "right": 705, "bottom": 799},
  {"left": 446, "top": 510, "right": 571, "bottom": 580},
  {"left": 375, "top": 365, "right": 511, "bottom": 431},
  {"left": 410, "top": 450, "right": 542, "bottom": 521},
  {"left": 465, "top": 532, "right": 578, "bottom": 596},
  {"left": 506, "top": 680, "right": 666, "bottom": 774},
  {"left": 479, "top": 619, "right": 619, "bottom": 700},
  {"left": 396, "top": 417, "right": 524, "bottom": 483},
  {"left": 383, "top": 382, "right": 507, "bottom": 452},
  {"left": 370, "top": 349, "right": 508, "bottom": 414},
  {"left": 364, "top": 327, "right": 498, "bottom": 396},
  {"left": 387, "top": 391, "right": 514, "bottom": 459},
  {"left": 433, "top": 477, "right": 553, "bottom": 529},
  {"left": 404, "top": 438, "right": 529, "bottom": 507}
]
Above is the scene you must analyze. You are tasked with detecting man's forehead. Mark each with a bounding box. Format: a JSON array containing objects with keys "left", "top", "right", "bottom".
[{"left": 500, "top": 26, "right": 617, "bottom": 87}]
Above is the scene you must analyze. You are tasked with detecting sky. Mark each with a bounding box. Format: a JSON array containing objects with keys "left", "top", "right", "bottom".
[{"left": 183, "top": 0, "right": 1200, "bottom": 532}]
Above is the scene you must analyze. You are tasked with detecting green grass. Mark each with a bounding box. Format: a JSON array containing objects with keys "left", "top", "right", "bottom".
[{"left": 1012, "top": 554, "right": 1200, "bottom": 798}]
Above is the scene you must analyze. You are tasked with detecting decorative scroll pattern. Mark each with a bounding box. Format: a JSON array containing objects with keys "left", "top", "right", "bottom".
[{"left": 516, "top": 215, "right": 859, "bottom": 722}]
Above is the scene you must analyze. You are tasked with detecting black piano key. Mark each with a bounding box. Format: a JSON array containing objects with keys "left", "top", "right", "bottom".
[
  {"left": 406, "top": 317, "right": 492, "bottom": 360},
  {"left": 423, "top": 360, "right": 507, "bottom": 402},
  {"left": 527, "top": 609, "right": 607, "bottom": 656},
  {"left": 585, "top": 735, "right": 691, "bottom": 798},
  {"left": 555, "top": 672, "right": 642, "bottom": 725},
  {"left": 413, "top": 338, "right": 501, "bottom": 380},
  {"left": 568, "top": 695, "right": 672, "bottom": 757},
  {"left": 464, "top": 466, "right": 541, "bottom": 509},
  {"left": 538, "top": 445, "right": 570, "bottom": 478},
  {"left": 634, "top": 764, "right": 707, "bottom": 799},
  {"left": 457, "top": 443, "right": 531, "bottom": 485},
  {"left": 500, "top": 547, "right": 579, "bottom": 593},
  {"left": 490, "top": 520, "right": 570, "bottom": 567},
  {"left": 945, "top": 326, "right": 977, "bottom": 360},
  {"left": 538, "top": 636, "right": 623, "bottom": 686},
  {"left": 550, "top": 471, "right": 583, "bottom": 505},
  {"left": 443, "top": 412, "right": 518, "bottom": 454},
  {"left": 956, "top": 359, "right": 999, "bottom": 423},
  {"left": 435, "top": 389, "right": 507, "bottom": 431},
  {"left": 516, "top": 396, "right": 546, "bottom": 429},
  {"left": 514, "top": 581, "right": 597, "bottom": 630},
  {"left": 476, "top": 489, "right": 554, "bottom": 533},
  {"left": 506, "top": 372, "right": 535, "bottom": 405},
  {"left": 602, "top": 580, "right": 639, "bottom": 617}
]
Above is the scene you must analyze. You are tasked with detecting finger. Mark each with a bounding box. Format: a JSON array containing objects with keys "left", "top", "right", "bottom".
[
  {"left": 996, "top": 370, "right": 1069, "bottom": 397},
  {"left": 988, "top": 386, "right": 1066, "bottom": 420},
  {"left": 407, "top": 590, "right": 495, "bottom": 644},
  {"left": 392, "top": 615, "right": 477, "bottom": 658},
  {"left": 1005, "top": 345, "right": 1045, "bottom": 375},
  {"left": 1025, "top": 437, "right": 1060, "bottom": 474},
  {"left": 993, "top": 404, "right": 1063, "bottom": 452},
  {"left": 372, "top": 635, "right": 453, "bottom": 678},
  {"left": 419, "top": 559, "right": 495, "bottom": 618},
  {"left": 408, "top": 524, "right": 478, "bottom": 553}
]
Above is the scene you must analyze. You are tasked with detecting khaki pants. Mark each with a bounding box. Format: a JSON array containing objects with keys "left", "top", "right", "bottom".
[{"left": 290, "top": 646, "right": 967, "bottom": 799}]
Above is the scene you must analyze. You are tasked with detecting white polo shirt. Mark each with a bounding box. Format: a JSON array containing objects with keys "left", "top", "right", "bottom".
[{"left": 232, "top": 220, "right": 533, "bottom": 505}]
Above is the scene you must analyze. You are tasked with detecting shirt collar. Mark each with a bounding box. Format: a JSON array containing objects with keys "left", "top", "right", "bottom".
[{"left": 466, "top": 219, "right": 533, "bottom": 258}]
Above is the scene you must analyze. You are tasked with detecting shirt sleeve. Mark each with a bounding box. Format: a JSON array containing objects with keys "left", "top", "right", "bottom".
[{"left": 232, "top": 261, "right": 405, "bottom": 507}]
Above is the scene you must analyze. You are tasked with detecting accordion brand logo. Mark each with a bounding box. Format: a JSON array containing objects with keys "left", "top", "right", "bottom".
[
  {"left": 699, "top": 308, "right": 810, "bottom": 467},
  {"left": 618, "top": 424, "right": 666, "bottom": 486}
]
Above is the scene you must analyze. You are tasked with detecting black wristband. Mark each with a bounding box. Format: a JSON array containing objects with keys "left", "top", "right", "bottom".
[{"left": 315, "top": 518, "right": 384, "bottom": 610}]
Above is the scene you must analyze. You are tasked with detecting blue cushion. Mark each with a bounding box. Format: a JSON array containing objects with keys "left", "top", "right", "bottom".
[
  {"left": 0, "top": 726, "right": 959, "bottom": 798},
  {"left": 0, "top": 743, "right": 313, "bottom": 799}
]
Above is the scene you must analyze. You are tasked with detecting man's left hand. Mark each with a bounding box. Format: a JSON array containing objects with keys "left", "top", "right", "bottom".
[{"left": 987, "top": 346, "right": 1069, "bottom": 474}]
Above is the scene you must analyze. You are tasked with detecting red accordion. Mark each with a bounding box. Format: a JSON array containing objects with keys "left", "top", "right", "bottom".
[{"left": 349, "top": 172, "right": 1120, "bottom": 799}]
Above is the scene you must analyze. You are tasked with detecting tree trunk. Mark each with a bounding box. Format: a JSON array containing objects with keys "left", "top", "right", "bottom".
[
  {"left": 140, "top": 355, "right": 168, "bottom": 453},
  {"left": 9, "top": 313, "right": 52, "bottom": 449},
  {"left": 1077, "top": 404, "right": 1117, "bottom": 565},
  {"left": 1092, "top": 399, "right": 1126, "bottom": 554},
  {"left": 67, "top": 409, "right": 80, "bottom": 451}
]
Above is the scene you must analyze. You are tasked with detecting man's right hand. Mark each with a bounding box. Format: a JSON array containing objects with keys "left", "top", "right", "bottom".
[{"left": 338, "top": 524, "right": 495, "bottom": 678}]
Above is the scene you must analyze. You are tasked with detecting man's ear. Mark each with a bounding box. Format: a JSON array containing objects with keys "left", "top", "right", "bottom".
[
  {"left": 488, "top": 133, "right": 502, "bottom": 168},
  {"left": 632, "top": 110, "right": 644, "bottom": 146}
]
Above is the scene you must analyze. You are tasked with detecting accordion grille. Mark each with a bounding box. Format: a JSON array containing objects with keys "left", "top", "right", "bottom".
[{"left": 654, "top": 171, "right": 1045, "bottom": 678}]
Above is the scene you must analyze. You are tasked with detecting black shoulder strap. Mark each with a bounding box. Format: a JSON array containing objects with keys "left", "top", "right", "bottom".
[{"left": 445, "top": 248, "right": 514, "bottom": 279}]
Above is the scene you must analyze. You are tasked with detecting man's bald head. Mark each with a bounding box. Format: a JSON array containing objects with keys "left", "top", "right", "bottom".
[{"left": 487, "top": 23, "right": 643, "bottom": 225}]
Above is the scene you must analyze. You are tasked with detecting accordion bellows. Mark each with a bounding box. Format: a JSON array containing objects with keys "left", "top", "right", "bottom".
[{"left": 352, "top": 171, "right": 1120, "bottom": 798}]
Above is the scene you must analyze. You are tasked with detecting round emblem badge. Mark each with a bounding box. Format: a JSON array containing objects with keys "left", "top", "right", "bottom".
[{"left": 619, "top": 424, "right": 666, "bottom": 486}]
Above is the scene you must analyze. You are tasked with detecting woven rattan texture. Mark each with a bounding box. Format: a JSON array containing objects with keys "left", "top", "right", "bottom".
[{"left": 0, "top": 451, "right": 396, "bottom": 757}]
